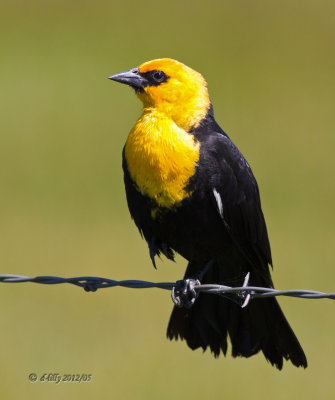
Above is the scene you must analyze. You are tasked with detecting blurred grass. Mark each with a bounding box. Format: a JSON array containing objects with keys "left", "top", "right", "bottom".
[{"left": 0, "top": 0, "right": 335, "bottom": 398}]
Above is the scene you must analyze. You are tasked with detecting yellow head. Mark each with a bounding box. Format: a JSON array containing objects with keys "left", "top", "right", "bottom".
[{"left": 109, "top": 58, "right": 210, "bottom": 131}]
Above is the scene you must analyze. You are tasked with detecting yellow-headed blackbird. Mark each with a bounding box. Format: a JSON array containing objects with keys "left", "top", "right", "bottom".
[{"left": 109, "top": 58, "right": 307, "bottom": 369}]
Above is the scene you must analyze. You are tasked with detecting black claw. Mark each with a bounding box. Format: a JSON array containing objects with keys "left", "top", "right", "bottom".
[{"left": 171, "top": 278, "right": 200, "bottom": 309}]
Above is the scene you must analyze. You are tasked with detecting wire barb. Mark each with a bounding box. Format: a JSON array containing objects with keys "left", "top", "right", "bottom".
[
  {"left": 240, "top": 272, "right": 251, "bottom": 308},
  {"left": 1, "top": 274, "right": 335, "bottom": 305}
]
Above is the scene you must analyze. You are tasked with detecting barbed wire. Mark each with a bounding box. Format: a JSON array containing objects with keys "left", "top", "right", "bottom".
[{"left": 1, "top": 274, "right": 335, "bottom": 309}]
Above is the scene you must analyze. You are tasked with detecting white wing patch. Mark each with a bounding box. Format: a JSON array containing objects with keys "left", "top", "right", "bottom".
[{"left": 213, "top": 188, "right": 224, "bottom": 218}]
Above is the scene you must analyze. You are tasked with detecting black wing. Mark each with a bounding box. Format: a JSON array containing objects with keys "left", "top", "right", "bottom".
[{"left": 194, "top": 126, "right": 272, "bottom": 279}]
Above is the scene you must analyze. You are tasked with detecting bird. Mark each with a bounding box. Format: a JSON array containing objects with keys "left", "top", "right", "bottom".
[{"left": 108, "top": 58, "right": 307, "bottom": 369}]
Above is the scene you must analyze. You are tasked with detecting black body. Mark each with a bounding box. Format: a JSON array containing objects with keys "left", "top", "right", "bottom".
[{"left": 122, "top": 106, "right": 307, "bottom": 369}]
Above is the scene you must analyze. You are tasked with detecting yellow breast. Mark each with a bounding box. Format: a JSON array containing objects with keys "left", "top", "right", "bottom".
[{"left": 124, "top": 109, "right": 200, "bottom": 209}]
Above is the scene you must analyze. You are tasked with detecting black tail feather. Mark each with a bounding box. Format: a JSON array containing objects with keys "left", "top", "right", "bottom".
[{"left": 167, "top": 263, "right": 307, "bottom": 369}]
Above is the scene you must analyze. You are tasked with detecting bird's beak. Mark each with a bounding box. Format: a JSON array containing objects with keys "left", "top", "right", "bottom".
[{"left": 108, "top": 68, "right": 147, "bottom": 90}]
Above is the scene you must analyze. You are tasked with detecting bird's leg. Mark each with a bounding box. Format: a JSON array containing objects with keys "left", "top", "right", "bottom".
[
  {"left": 171, "top": 260, "right": 215, "bottom": 309},
  {"left": 193, "top": 259, "right": 215, "bottom": 281}
]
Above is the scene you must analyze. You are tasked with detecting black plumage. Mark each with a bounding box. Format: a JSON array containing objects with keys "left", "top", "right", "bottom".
[{"left": 122, "top": 105, "right": 307, "bottom": 369}]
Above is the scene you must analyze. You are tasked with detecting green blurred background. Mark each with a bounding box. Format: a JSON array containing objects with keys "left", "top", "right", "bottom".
[{"left": 1, "top": 0, "right": 334, "bottom": 398}]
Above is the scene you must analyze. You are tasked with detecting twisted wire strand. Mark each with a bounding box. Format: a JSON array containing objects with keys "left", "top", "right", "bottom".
[{"left": 1, "top": 274, "right": 335, "bottom": 301}]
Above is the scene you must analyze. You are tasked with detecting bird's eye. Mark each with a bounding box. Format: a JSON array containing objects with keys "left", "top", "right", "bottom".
[{"left": 151, "top": 70, "right": 166, "bottom": 82}]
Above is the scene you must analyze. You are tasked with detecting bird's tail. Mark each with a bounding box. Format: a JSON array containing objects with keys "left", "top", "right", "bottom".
[{"left": 167, "top": 263, "right": 307, "bottom": 369}]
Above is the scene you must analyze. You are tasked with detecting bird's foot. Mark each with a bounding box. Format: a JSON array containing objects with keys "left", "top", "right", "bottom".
[
  {"left": 171, "top": 278, "right": 200, "bottom": 309},
  {"left": 171, "top": 260, "right": 215, "bottom": 308}
]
